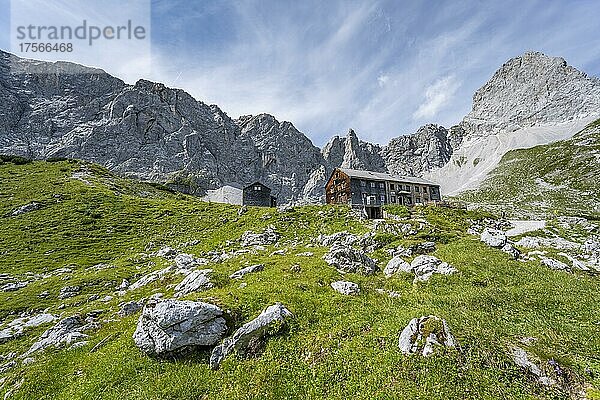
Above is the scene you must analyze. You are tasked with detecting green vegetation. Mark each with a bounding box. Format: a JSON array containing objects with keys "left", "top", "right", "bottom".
[
  {"left": 0, "top": 159, "right": 599, "bottom": 399},
  {"left": 382, "top": 204, "right": 410, "bottom": 218},
  {"left": 458, "top": 119, "right": 600, "bottom": 219}
]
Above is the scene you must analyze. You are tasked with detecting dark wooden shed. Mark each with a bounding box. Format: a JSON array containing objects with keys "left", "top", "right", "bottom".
[{"left": 243, "top": 182, "right": 277, "bottom": 207}]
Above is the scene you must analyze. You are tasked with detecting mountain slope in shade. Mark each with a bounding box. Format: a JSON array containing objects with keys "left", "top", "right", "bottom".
[{"left": 457, "top": 119, "right": 600, "bottom": 218}]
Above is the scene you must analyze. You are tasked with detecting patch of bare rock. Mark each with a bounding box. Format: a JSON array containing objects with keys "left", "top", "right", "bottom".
[{"left": 398, "top": 315, "right": 457, "bottom": 356}]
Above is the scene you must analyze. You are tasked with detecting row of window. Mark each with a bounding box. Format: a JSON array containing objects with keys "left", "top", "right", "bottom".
[{"left": 359, "top": 179, "right": 434, "bottom": 194}]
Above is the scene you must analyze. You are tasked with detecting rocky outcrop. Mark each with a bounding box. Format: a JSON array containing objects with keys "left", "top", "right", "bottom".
[
  {"left": 22, "top": 316, "right": 89, "bottom": 357},
  {"left": 133, "top": 299, "right": 227, "bottom": 357},
  {"left": 411, "top": 255, "right": 457, "bottom": 283},
  {"left": 0, "top": 51, "right": 326, "bottom": 203},
  {"left": 323, "top": 245, "right": 378, "bottom": 275},
  {"left": 322, "top": 129, "right": 386, "bottom": 172},
  {"left": 3, "top": 50, "right": 599, "bottom": 202},
  {"left": 236, "top": 114, "right": 326, "bottom": 203},
  {"left": 398, "top": 315, "right": 456, "bottom": 356},
  {"left": 209, "top": 303, "right": 293, "bottom": 370},
  {"left": 383, "top": 256, "right": 412, "bottom": 277},
  {"left": 0, "top": 314, "right": 56, "bottom": 344},
  {"left": 241, "top": 226, "right": 279, "bottom": 247},
  {"left": 383, "top": 124, "right": 454, "bottom": 176}
]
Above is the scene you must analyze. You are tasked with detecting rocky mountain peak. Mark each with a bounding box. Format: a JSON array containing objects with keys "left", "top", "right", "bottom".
[
  {"left": 382, "top": 124, "right": 453, "bottom": 176},
  {"left": 461, "top": 51, "right": 600, "bottom": 136},
  {"left": 322, "top": 128, "right": 386, "bottom": 172}
]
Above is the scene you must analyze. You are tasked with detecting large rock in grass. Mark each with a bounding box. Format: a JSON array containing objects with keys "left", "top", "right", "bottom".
[
  {"left": 323, "top": 245, "right": 378, "bottom": 275},
  {"left": 398, "top": 315, "right": 456, "bottom": 356},
  {"left": 384, "top": 256, "right": 412, "bottom": 277},
  {"left": 209, "top": 303, "right": 293, "bottom": 370},
  {"left": 133, "top": 299, "right": 227, "bottom": 357},
  {"left": 411, "top": 255, "right": 457, "bottom": 282},
  {"left": 480, "top": 228, "right": 507, "bottom": 248}
]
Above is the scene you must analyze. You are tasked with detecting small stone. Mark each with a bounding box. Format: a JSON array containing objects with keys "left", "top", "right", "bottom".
[
  {"left": 323, "top": 245, "right": 378, "bottom": 276},
  {"left": 116, "top": 279, "right": 130, "bottom": 290},
  {"left": 156, "top": 246, "right": 177, "bottom": 258},
  {"left": 511, "top": 346, "right": 556, "bottom": 386},
  {"left": 230, "top": 264, "right": 264, "bottom": 279},
  {"left": 384, "top": 256, "right": 412, "bottom": 277},
  {"left": 174, "top": 269, "right": 214, "bottom": 297},
  {"left": 330, "top": 281, "right": 360, "bottom": 295},
  {"left": 11, "top": 202, "right": 42, "bottom": 216},
  {"left": 1, "top": 282, "right": 28, "bottom": 292},
  {"left": 409, "top": 242, "right": 436, "bottom": 255},
  {"left": 411, "top": 255, "right": 457, "bottom": 282},
  {"left": 59, "top": 286, "right": 80, "bottom": 299},
  {"left": 21, "top": 357, "right": 35, "bottom": 365},
  {"left": 501, "top": 243, "right": 520, "bottom": 259},
  {"left": 540, "top": 257, "right": 571, "bottom": 272},
  {"left": 118, "top": 301, "right": 142, "bottom": 317},
  {"left": 241, "top": 226, "right": 279, "bottom": 247}
]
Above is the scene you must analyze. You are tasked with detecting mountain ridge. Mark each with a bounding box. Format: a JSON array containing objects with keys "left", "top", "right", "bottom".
[{"left": 1, "top": 49, "right": 599, "bottom": 202}]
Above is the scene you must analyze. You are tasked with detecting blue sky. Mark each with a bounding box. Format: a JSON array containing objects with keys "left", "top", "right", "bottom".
[{"left": 1, "top": 0, "right": 600, "bottom": 146}]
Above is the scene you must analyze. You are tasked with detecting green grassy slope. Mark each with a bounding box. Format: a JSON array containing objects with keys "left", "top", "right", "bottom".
[
  {"left": 0, "top": 159, "right": 599, "bottom": 399},
  {"left": 458, "top": 119, "right": 600, "bottom": 219}
]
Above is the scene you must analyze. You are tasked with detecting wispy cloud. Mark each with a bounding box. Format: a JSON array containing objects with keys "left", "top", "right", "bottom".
[{"left": 413, "top": 76, "right": 461, "bottom": 120}]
